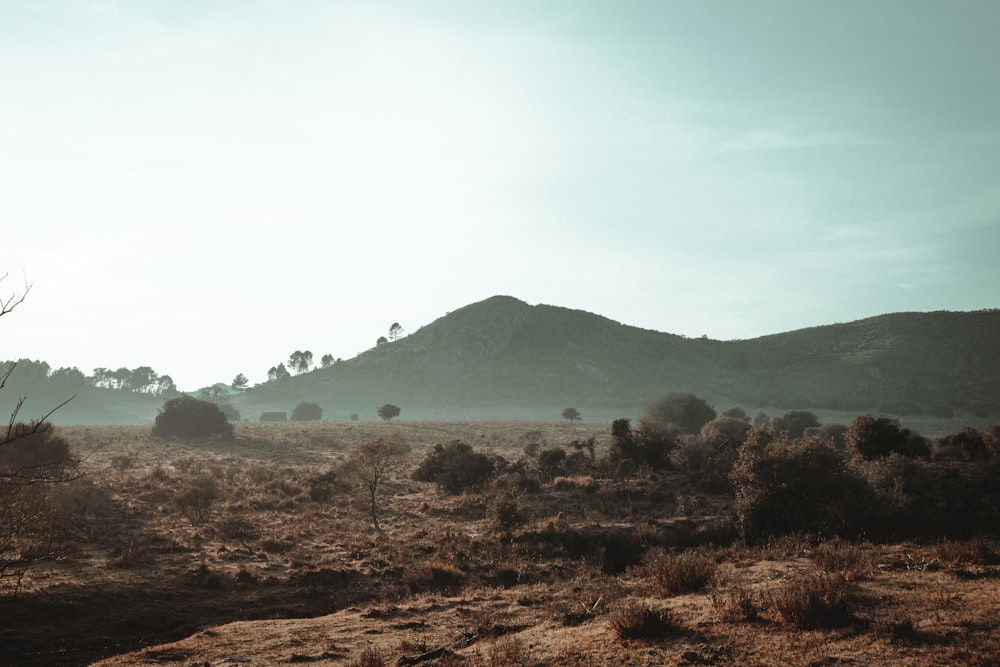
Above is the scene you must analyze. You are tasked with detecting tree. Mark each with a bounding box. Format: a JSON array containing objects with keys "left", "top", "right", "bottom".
[
  {"left": 267, "top": 363, "right": 291, "bottom": 382},
  {"left": 231, "top": 373, "right": 249, "bottom": 391},
  {"left": 376, "top": 336, "right": 388, "bottom": 346},
  {"left": 772, "top": 410, "right": 820, "bottom": 440},
  {"left": 644, "top": 392, "right": 717, "bottom": 434},
  {"left": 344, "top": 435, "right": 411, "bottom": 533},
  {"left": 288, "top": 350, "right": 313, "bottom": 375},
  {"left": 155, "top": 374, "right": 177, "bottom": 396},
  {"left": 845, "top": 414, "right": 930, "bottom": 460},
  {"left": 291, "top": 402, "right": 323, "bottom": 421},
  {"left": 722, "top": 406, "right": 749, "bottom": 422},
  {"left": 377, "top": 404, "right": 401, "bottom": 422},
  {"left": 320, "top": 354, "right": 335, "bottom": 368},
  {"left": 127, "top": 366, "right": 157, "bottom": 393},
  {"left": 152, "top": 395, "right": 234, "bottom": 439},
  {"left": 389, "top": 322, "right": 403, "bottom": 342},
  {"left": 49, "top": 367, "right": 87, "bottom": 393},
  {"left": 561, "top": 407, "right": 582, "bottom": 422}
]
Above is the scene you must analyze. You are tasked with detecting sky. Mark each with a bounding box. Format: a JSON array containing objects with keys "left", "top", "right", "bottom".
[{"left": 3, "top": 0, "right": 999, "bottom": 391}]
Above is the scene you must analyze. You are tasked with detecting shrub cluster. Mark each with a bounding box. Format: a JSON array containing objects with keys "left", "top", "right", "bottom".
[
  {"left": 609, "top": 418, "right": 676, "bottom": 470},
  {"left": 731, "top": 430, "right": 874, "bottom": 542},
  {"left": 846, "top": 414, "right": 930, "bottom": 460},
  {"left": 153, "top": 395, "right": 233, "bottom": 439},
  {"left": 673, "top": 416, "right": 750, "bottom": 492},
  {"left": 412, "top": 441, "right": 502, "bottom": 494},
  {"left": 731, "top": 420, "right": 1000, "bottom": 542},
  {"left": 290, "top": 402, "right": 323, "bottom": 422},
  {"left": 609, "top": 601, "right": 679, "bottom": 640},
  {"left": 645, "top": 548, "right": 719, "bottom": 595}
]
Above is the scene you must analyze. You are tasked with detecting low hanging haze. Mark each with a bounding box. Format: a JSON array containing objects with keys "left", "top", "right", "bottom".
[{"left": 3, "top": 1, "right": 999, "bottom": 391}]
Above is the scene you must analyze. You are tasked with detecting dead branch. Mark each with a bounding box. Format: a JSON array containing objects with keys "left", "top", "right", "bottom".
[{"left": 0, "top": 273, "right": 31, "bottom": 318}]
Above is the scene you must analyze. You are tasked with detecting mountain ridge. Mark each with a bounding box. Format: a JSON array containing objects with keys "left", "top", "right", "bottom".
[
  {"left": 6, "top": 296, "right": 998, "bottom": 424},
  {"left": 235, "top": 296, "right": 999, "bottom": 422}
]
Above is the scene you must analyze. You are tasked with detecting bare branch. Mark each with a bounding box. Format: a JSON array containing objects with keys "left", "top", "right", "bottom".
[
  {"left": 0, "top": 273, "right": 31, "bottom": 318},
  {"left": 0, "top": 361, "right": 15, "bottom": 391}
]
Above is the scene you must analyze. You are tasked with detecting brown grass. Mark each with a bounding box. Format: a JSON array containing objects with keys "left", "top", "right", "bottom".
[
  {"left": 0, "top": 421, "right": 995, "bottom": 667},
  {"left": 608, "top": 601, "right": 680, "bottom": 640},
  {"left": 645, "top": 547, "right": 719, "bottom": 595},
  {"left": 769, "top": 570, "right": 856, "bottom": 628}
]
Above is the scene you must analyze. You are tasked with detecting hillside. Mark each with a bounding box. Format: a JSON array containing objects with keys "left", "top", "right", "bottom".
[
  {"left": 231, "top": 296, "right": 1000, "bottom": 423},
  {"left": 7, "top": 296, "right": 999, "bottom": 424}
]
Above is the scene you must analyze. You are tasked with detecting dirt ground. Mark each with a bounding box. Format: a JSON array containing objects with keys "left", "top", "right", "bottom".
[{"left": 2, "top": 421, "right": 998, "bottom": 666}]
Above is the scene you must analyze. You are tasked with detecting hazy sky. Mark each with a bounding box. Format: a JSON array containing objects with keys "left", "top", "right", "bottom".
[{"left": 3, "top": 0, "right": 999, "bottom": 391}]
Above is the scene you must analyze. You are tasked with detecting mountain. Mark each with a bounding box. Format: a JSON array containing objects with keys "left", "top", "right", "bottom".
[
  {"left": 7, "top": 296, "right": 998, "bottom": 424},
  {"left": 229, "top": 296, "right": 1000, "bottom": 423}
]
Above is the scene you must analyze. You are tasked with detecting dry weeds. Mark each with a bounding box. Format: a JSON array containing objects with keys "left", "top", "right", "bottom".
[{"left": 0, "top": 421, "right": 994, "bottom": 666}]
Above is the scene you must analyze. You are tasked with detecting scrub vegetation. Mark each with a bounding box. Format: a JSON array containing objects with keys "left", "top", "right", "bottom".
[{"left": 1, "top": 409, "right": 998, "bottom": 666}]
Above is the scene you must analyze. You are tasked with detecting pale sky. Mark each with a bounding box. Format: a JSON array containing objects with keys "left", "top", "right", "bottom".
[{"left": 3, "top": 0, "right": 999, "bottom": 391}]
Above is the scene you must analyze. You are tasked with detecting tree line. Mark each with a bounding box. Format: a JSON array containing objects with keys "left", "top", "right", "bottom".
[{"left": 2, "top": 359, "right": 178, "bottom": 396}]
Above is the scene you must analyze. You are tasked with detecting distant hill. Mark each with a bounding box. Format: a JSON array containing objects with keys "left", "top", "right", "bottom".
[
  {"left": 7, "top": 296, "right": 999, "bottom": 424},
  {"left": 230, "top": 296, "right": 1000, "bottom": 423}
]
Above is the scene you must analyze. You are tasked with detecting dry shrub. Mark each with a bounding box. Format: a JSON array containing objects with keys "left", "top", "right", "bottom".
[
  {"left": 645, "top": 548, "right": 719, "bottom": 595},
  {"left": 348, "top": 645, "right": 385, "bottom": 667},
  {"left": 471, "top": 635, "right": 540, "bottom": 667},
  {"left": 406, "top": 559, "right": 467, "bottom": 594},
  {"left": 551, "top": 475, "right": 599, "bottom": 493},
  {"left": 247, "top": 463, "right": 276, "bottom": 484},
  {"left": 769, "top": 571, "right": 855, "bottom": 628},
  {"left": 174, "top": 474, "right": 220, "bottom": 524},
  {"left": 47, "top": 479, "right": 122, "bottom": 542},
  {"left": 811, "top": 538, "right": 872, "bottom": 577},
  {"left": 554, "top": 572, "right": 623, "bottom": 626},
  {"left": 486, "top": 492, "right": 528, "bottom": 533},
  {"left": 711, "top": 583, "right": 765, "bottom": 622},
  {"left": 307, "top": 469, "right": 347, "bottom": 502},
  {"left": 609, "top": 601, "right": 679, "bottom": 640},
  {"left": 931, "top": 537, "right": 1000, "bottom": 567},
  {"left": 218, "top": 516, "right": 259, "bottom": 541}
]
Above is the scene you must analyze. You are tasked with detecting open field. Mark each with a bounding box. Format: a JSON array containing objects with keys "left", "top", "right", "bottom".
[{"left": 2, "top": 421, "right": 999, "bottom": 666}]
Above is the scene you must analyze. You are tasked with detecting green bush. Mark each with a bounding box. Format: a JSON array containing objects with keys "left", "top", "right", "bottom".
[
  {"left": 643, "top": 392, "right": 716, "bottom": 434},
  {"left": 153, "top": 395, "right": 233, "bottom": 439},
  {"left": 537, "top": 447, "right": 567, "bottom": 481},
  {"left": 412, "top": 440, "right": 500, "bottom": 494},
  {"left": 291, "top": 401, "right": 323, "bottom": 421},
  {"left": 934, "top": 427, "right": 990, "bottom": 461},
  {"left": 673, "top": 416, "right": 751, "bottom": 491},
  {"left": 811, "top": 423, "right": 848, "bottom": 450},
  {"left": 609, "top": 418, "right": 676, "bottom": 470},
  {"left": 771, "top": 410, "right": 820, "bottom": 439},
  {"left": 731, "top": 429, "right": 874, "bottom": 542},
  {"left": 846, "top": 414, "right": 930, "bottom": 460},
  {"left": 216, "top": 402, "right": 241, "bottom": 423}
]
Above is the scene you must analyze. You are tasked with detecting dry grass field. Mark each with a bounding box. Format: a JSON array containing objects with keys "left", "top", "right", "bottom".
[{"left": 1, "top": 420, "right": 998, "bottom": 666}]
